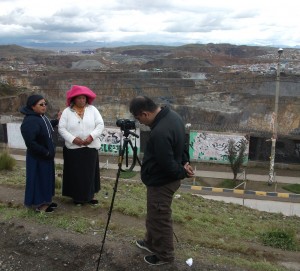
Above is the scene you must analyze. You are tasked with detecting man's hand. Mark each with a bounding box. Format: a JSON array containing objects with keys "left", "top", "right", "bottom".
[
  {"left": 73, "top": 137, "right": 84, "bottom": 146},
  {"left": 184, "top": 162, "right": 195, "bottom": 177}
]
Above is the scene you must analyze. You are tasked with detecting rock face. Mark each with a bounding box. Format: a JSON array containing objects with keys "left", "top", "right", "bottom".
[
  {"left": 1, "top": 70, "right": 299, "bottom": 139},
  {"left": 0, "top": 44, "right": 300, "bottom": 164},
  {"left": 0, "top": 44, "right": 300, "bottom": 163}
]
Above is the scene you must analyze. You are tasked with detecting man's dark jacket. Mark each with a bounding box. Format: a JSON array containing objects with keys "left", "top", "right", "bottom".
[
  {"left": 20, "top": 106, "right": 58, "bottom": 160},
  {"left": 141, "top": 106, "right": 189, "bottom": 186}
]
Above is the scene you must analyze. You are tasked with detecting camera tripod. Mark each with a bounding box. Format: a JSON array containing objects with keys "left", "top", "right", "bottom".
[
  {"left": 96, "top": 129, "right": 141, "bottom": 270},
  {"left": 119, "top": 129, "right": 141, "bottom": 172}
]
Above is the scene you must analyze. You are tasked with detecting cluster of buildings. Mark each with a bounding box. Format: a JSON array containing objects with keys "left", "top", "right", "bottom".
[{"left": 227, "top": 50, "right": 300, "bottom": 75}]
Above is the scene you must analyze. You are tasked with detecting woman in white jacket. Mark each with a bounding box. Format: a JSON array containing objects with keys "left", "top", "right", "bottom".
[{"left": 58, "top": 85, "right": 104, "bottom": 205}]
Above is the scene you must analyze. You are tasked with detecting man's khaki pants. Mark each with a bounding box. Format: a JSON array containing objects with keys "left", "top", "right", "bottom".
[{"left": 144, "top": 180, "right": 180, "bottom": 262}]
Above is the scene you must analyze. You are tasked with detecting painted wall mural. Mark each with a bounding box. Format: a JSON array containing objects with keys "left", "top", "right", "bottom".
[
  {"left": 99, "top": 127, "right": 140, "bottom": 156},
  {"left": 189, "top": 131, "right": 249, "bottom": 164}
]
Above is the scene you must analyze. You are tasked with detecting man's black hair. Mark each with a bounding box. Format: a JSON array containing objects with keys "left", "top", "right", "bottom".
[{"left": 129, "top": 96, "right": 158, "bottom": 116}]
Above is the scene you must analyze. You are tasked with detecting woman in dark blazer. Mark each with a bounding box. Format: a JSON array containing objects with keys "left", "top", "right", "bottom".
[{"left": 20, "top": 94, "right": 60, "bottom": 213}]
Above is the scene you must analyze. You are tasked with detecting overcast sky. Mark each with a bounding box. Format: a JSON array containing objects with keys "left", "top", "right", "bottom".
[{"left": 0, "top": 0, "right": 299, "bottom": 47}]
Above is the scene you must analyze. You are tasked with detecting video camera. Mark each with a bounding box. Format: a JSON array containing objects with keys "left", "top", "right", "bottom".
[{"left": 116, "top": 119, "right": 136, "bottom": 131}]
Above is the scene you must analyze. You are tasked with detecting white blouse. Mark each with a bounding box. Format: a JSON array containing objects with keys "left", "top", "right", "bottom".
[{"left": 58, "top": 105, "right": 104, "bottom": 149}]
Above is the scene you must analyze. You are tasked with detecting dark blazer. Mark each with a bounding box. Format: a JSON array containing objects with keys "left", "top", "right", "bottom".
[
  {"left": 141, "top": 106, "right": 189, "bottom": 186},
  {"left": 20, "top": 106, "right": 58, "bottom": 160}
]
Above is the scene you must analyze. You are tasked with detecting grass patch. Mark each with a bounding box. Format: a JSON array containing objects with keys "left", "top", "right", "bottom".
[
  {"left": 55, "top": 163, "right": 63, "bottom": 171},
  {"left": 1, "top": 165, "right": 300, "bottom": 270},
  {"left": 55, "top": 177, "right": 62, "bottom": 190},
  {"left": 209, "top": 254, "right": 288, "bottom": 271},
  {"left": 282, "top": 184, "right": 300, "bottom": 194},
  {"left": 103, "top": 180, "right": 300, "bottom": 254},
  {"left": 219, "top": 179, "right": 242, "bottom": 189},
  {"left": 0, "top": 151, "right": 16, "bottom": 170},
  {"left": 0, "top": 165, "right": 25, "bottom": 185},
  {"left": 260, "top": 229, "right": 298, "bottom": 251},
  {"left": 104, "top": 181, "right": 146, "bottom": 217},
  {"left": 119, "top": 170, "right": 138, "bottom": 179},
  {"left": 0, "top": 204, "right": 103, "bottom": 234}
]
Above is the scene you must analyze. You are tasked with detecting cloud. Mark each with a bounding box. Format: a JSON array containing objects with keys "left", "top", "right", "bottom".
[{"left": 0, "top": 0, "right": 299, "bottom": 46}]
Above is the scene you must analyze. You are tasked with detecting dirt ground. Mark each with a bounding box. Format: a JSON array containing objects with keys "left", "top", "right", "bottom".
[
  {"left": 1, "top": 181, "right": 300, "bottom": 271},
  {"left": 1, "top": 157, "right": 300, "bottom": 271},
  {"left": 0, "top": 182, "right": 242, "bottom": 271}
]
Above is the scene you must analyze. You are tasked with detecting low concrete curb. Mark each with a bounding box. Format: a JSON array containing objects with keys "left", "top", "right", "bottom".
[{"left": 181, "top": 184, "right": 300, "bottom": 199}]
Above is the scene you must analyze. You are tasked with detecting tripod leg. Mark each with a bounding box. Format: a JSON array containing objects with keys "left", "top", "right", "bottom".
[
  {"left": 96, "top": 148, "right": 125, "bottom": 271},
  {"left": 125, "top": 144, "right": 129, "bottom": 167},
  {"left": 120, "top": 139, "right": 134, "bottom": 172},
  {"left": 96, "top": 168, "right": 121, "bottom": 270},
  {"left": 128, "top": 139, "right": 142, "bottom": 168},
  {"left": 96, "top": 140, "right": 128, "bottom": 270},
  {"left": 119, "top": 137, "right": 141, "bottom": 171}
]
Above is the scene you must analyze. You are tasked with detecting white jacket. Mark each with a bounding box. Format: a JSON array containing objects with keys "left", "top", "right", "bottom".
[{"left": 58, "top": 105, "right": 104, "bottom": 149}]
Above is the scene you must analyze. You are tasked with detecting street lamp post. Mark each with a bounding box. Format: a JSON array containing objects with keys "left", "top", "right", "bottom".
[{"left": 268, "top": 48, "right": 283, "bottom": 186}]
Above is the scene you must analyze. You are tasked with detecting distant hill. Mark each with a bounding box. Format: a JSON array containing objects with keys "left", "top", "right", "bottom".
[
  {"left": 1, "top": 40, "right": 299, "bottom": 51},
  {"left": 5, "top": 41, "right": 185, "bottom": 51},
  {"left": 0, "top": 44, "right": 52, "bottom": 58},
  {"left": 1, "top": 43, "right": 298, "bottom": 72}
]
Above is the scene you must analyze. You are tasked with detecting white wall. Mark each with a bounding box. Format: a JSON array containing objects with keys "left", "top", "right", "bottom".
[{"left": 7, "top": 123, "right": 26, "bottom": 149}]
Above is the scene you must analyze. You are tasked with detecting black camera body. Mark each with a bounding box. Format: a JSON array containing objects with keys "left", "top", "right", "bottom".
[{"left": 116, "top": 119, "right": 136, "bottom": 131}]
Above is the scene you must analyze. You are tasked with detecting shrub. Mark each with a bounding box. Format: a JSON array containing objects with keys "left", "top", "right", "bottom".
[
  {"left": 227, "top": 139, "right": 248, "bottom": 181},
  {"left": 0, "top": 151, "right": 16, "bottom": 171},
  {"left": 261, "top": 229, "right": 298, "bottom": 251}
]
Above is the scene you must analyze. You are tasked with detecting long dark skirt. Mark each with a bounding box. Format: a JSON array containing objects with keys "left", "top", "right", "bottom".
[
  {"left": 62, "top": 147, "right": 100, "bottom": 203},
  {"left": 24, "top": 153, "right": 55, "bottom": 207}
]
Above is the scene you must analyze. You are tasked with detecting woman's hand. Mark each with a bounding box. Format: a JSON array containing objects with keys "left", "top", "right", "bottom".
[
  {"left": 73, "top": 137, "right": 84, "bottom": 146},
  {"left": 83, "top": 135, "right": 93, "bottom": 145},
  {"left": 57, "top": 110, "right": 62, "bottom": 120}
]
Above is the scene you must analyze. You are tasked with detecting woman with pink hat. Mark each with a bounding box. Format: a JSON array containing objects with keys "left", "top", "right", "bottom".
[{"left": 58, "top": 85, "right": 104, "bottom": 205}]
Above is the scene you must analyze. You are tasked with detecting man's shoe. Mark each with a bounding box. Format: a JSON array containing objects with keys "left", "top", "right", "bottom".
[
  {"left": 144, "top": 254, "right": 169, "bottom": 266},
  {"left": 135, "top": 240, "right": 153, "bottom": 253}
]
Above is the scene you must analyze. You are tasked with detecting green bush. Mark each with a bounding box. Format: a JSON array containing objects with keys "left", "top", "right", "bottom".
[
  {"left": 0, "top": 152, "right": 16, "bottom": 171},
  {"left": 261, "top": 229, "right": 298, "bottom": 251}
]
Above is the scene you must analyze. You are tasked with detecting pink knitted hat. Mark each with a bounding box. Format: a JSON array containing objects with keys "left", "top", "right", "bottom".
[{"left": 66, "top": 85, "right": 96, "bottom": 106}]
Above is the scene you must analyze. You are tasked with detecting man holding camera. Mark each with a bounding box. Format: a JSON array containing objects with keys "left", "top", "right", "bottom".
[{"left": 129, "top": 96, "right": 194, "bottom": 266}]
